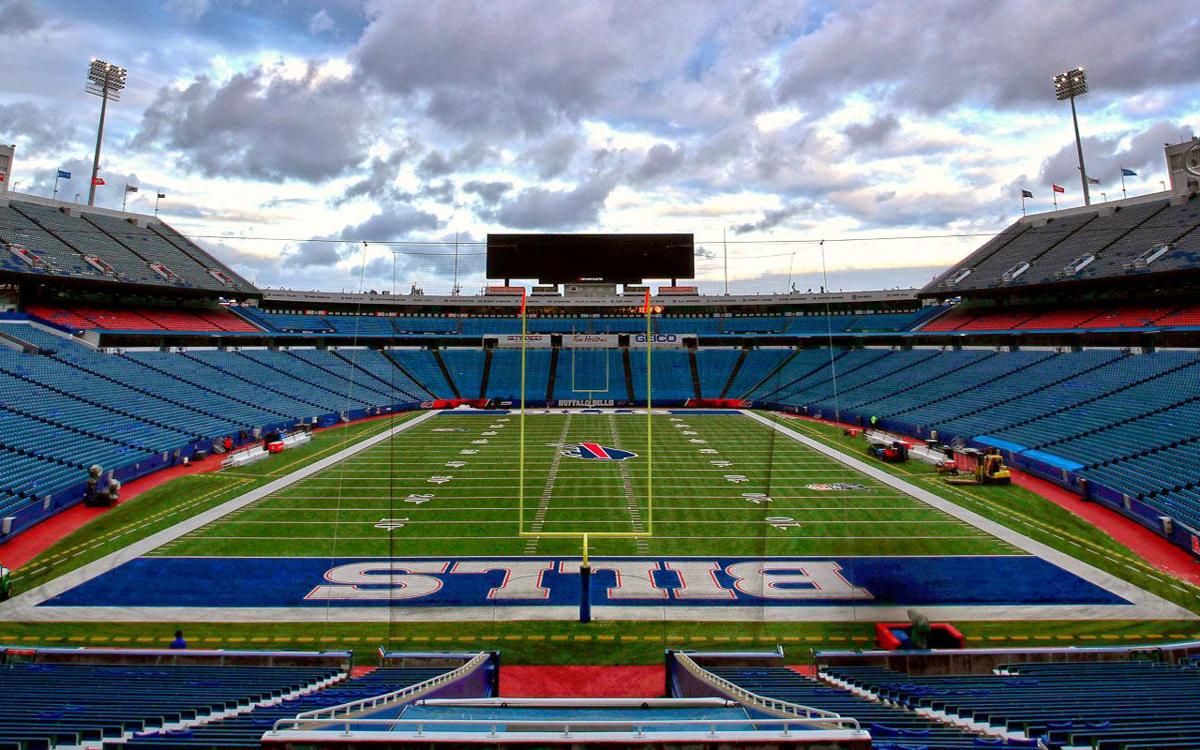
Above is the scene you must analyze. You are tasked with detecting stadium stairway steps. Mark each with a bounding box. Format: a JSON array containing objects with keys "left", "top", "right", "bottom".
[
  {"left": 622, "top": 347, "right": 635, "bottom": 402},
  {"left": 879, "top": 350, "right": 1057, "bottom": 421},
  {"left": 117, "top": 353, "right": 295, "bottom": 423},
  {"left": 480, "top": 349, "right": 493, "bottom": 399},
  {"left": 702, "top": 666, "right": 980, "bottom": 748},
  {"left": 0, "top": 360, "right": 201, "bottom": 441},
  {"left": 380, "top": 351, "right": 439, "bottom": 399},
  {"left": 893, "top": 351, "right": 1128, "bottom": 431},
  {"left": 687, "top": 349, "right": 702, "bottom": 400},
  {"left": 847, "top": 351, "right": 1003, "bottom": 413},
  {"left": 179, "top": 352, "right": 335, "bottom": 413},
  {"left": 431, "top": 349, "right": 462, "bottom": 399},
  {"left": 330, "top": 350, "right": 423, "bottom": 400},
  {"left": 0, "top": 399, "right": 150, "bottom": 453},
  {"left": 545, "top": 348, "right": 560, "bottom": 402},
  {"left": 792, "top": 349, "right": 945, "bottom": 408},
  {"left": 1035, "top": 391, "right": 1200, "bottom": 458},
  {"left": 1087, "top": 429, "right": 1200, "bottom": 470},
  {"left": 757, "top": 349, "right": 855, "bottom": 402},
  {"left": 985, "top": 354, "right": 1200, "bottom": 438},
  {"left": 234, "top": 351, "right": 376, "bottom": 407},
  {"left": 719, "top": 348, "right": 748, "bottom": 399},
  {"left": 277, "top": 350, "right": 398, "bottom": 403},
  {"left": 49, "top": 352, "right": 245, "bottom": 430},
  {"left": 772, "top": 345, "right": 897, "bottom": 400},
  {"left": 739, "top": 349, "right": 800, "bottom": 399}
]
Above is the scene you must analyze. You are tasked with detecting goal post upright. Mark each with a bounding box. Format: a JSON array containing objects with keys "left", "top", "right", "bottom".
[
  {"left": 644, "top": 288, "right": 653, "bottom": 536},
  {"left": 518, "top": 288, "right": 527, "bottom": 534}
]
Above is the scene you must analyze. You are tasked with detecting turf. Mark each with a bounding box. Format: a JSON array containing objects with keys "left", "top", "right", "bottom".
[
  {"left": 153, "top": 411, "right": 1014, "bottom": 559},
  {"left": 7, "top": 409, "right": 1200, "bottom": 666}
]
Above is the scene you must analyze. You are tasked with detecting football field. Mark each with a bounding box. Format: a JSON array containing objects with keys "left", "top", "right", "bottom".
[
  {"left": 154, "top": 411, "right": 1011, "bottom": 559},
  {"left": 3, "top": 410, "right": 1191, "bottom": 623}
]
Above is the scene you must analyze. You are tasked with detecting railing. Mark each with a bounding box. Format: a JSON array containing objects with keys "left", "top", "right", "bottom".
[
  {"left": 268, "top": 716, "right": 867, "bottom": 739},
  {"left": 672, "top": 652, "right": 859, "bottom": 731},
  {"left": 274, "top": 651, "right": 491, "bottom": 729}
]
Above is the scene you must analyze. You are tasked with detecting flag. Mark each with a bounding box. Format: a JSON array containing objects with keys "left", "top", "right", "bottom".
[
  {"left": 1121, "top": 168, "right": 1137, "bottom": 177},
  {"left": 0, "top": 174, "right": 5, "bottom": 183},
  {"left": 92, "top": 177, "right": 106, "bottom": 186},
  {"left": 125, "top": 185, "right": 139, "bottom": 193},
  {"left": 1021, "top": 189, "right": 1033, "bottom": 198},
  {"left": 1052, "top": 184, "right": 1065, "bottom": 193},
  {"left": 157, "top": 192, "right": 166, "bottom": 199},
  {"left": 57, "top": 170, "right": 71, "bottom": 179},
  {"left": 1088, "top": 177, "right": 1101, "bottom": 185}
]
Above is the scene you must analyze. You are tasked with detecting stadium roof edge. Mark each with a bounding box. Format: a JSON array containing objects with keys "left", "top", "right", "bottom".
[{"left": 257, "top": 287, "right": 923, "bottom": 309}]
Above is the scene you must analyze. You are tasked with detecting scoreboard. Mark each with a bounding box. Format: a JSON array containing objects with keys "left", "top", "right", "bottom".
[{"left": 487, "top": 233, "right": 694, "bottom": 283}]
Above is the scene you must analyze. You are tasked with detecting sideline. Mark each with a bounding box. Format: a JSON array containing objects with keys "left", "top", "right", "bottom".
[
  {"left": 741, "top": 410, "right": 1194, "bottom": 622},
  {"left": 0, "top": 411, "right": 439, "bottom": 621}
]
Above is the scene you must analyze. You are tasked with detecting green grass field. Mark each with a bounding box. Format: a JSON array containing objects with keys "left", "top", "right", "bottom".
[
  {"left": 6, "top": 410, "right": 1199, "bottom": 665},
  {"left": 152, "top": 411, "right": 1013, "bottom": 559}
]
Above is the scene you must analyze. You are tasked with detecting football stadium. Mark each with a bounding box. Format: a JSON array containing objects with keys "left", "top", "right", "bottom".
[{"left": 1, "top": 2, "right": 1200, "bottom": 747}]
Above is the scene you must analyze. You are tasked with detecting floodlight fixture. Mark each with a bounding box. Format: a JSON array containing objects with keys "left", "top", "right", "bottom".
[
  {"left": 85, "top": 58, "right": 128, "bottom": 206},
  {"left": 1052, "top": 67, "right": 1087, "bottom": 101},
  {"left": 86, "top": 59, "right": 127, "bottom": 101},
  {"left": 1053, "top": 66, "right": 1092, "bottom": 206}
]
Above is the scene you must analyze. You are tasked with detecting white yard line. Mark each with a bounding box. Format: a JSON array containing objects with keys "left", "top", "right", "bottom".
[
  {"left": 609, "top": 413, "right": 650, "bottom": 553},
  {"left": 524, "top": 415, "right": 573, "bottom": 553}
]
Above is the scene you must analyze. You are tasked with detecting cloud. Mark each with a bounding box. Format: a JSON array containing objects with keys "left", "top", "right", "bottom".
[
  {"left": 462, "top": 180, "right": 512, "bottom": 205},
  {"left": 164, "top": 0, "right": 211, "bottom": 22},
  {"left": 283, "top": 240, "right": 341, "bottom": 268},
  {"left": 352, "top": 1, "right": 741, "bottom": 135},
  {"left": 633, "top": 143, "right": 686, "bottom": 183},
  {"left": 843, "top": 113, "right": 900, "bottom": 150},
  {"left": 339, "top": 146, "right": 415, "bottom": 203},
  {"left": 338, "top": 203, "right": 441, "bottom": 242},
  {"left": 520, "top": 133, "right": 582, "bottom": 179},
  {"left": 0, "top": 101, "right": 83, "bottom": 156},
  {"left": 1037, "top": 120, "right": 1195, "bottom": 187},
  {"left": 309, "top": 9, "right": 335, "bottom": 35},
  {"left": 492, "top": 173, "right": 618, "bottom": 229},
  {"left": 732, "top": 202, "right": 815, "bottom": 234},
  {"left": 0, "top": 0, "right": 44, "bottom": 34},
  {"left": 133, "top": 61, "right": 374, "bottom": 183},
  {"left": 414, "top": 141, "right": 496, "bottom": 179},
  {"left": 776, "top": 0, "right": 1200, "bottom": 114}
]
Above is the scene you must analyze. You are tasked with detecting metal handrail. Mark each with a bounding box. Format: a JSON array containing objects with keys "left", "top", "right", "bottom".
[
  {"left": 673, "top": 652, "right": 859, "bottom": 731},
  {"left": 279, "top": 651, "right": 491, "bottom": 728},
  {"left": 268, "top": 716, "right": 868, "bottom": 736}
]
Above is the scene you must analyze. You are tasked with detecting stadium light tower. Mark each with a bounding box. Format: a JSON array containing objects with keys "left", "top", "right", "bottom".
[
  {"left": 85, "top": 58, "right": 127, "bottom": 207},
  {"left": 1053, "top": 66, "right": 1091, "bottom": 206}
]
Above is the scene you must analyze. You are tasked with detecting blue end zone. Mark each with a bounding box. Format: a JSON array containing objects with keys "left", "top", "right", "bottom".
[{"left": 43, "top": 555, "right": 1128, "bottom": 609}]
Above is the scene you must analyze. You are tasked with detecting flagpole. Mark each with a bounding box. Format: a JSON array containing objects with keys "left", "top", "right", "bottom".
[
  {"left": 52, "top": 175, "right": 61, "bottom": 201},
  {"left": 122, "top": 184, "right": 129, "bottom": 212},
  {"left": 1052, "top": 186, "right": 1058, "bottom": 210},
  {"left": 1121, "top": 172, "right": 1127, "bottom": 199},
  {"left": 1021, "top": 193, "right": 1026, "bottom": 217}
]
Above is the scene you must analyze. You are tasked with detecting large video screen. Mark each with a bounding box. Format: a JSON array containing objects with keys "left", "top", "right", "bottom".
[{"left": 487, "top": 233, "right": 694, "bottom": 283}]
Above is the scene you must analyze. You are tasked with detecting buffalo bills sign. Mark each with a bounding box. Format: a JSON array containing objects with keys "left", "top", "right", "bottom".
[{"left": 561, "top": 443, "right": 638, "bottom": 461}]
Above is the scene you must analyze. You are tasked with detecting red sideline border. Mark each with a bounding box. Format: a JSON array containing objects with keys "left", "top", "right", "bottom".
[{"left": 0, "top": 412, "right": 405, "bottom": 570}]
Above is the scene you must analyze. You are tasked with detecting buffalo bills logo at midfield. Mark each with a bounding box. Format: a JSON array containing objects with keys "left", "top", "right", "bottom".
[{"left": 561, "top": 443, "right": 638, "bottom": 461}]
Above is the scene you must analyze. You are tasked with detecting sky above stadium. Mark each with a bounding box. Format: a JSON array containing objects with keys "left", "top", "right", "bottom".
[{"left": 1, "top": 0, "right": 1197, "bottom": 295}]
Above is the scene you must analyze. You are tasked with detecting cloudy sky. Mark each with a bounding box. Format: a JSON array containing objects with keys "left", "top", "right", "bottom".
[{"left": 1, "top": 0, "right": 1196, "bottom": 295}]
